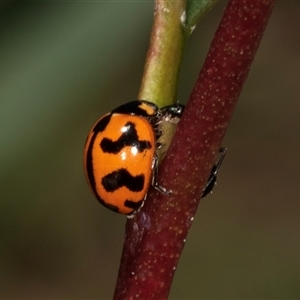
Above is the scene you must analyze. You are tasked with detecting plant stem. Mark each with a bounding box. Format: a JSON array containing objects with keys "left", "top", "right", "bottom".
[
  {"left": 114, "top": 0, "right": 275, "bottom": 299},
  {"left": 138, "top": 0, "right": 187, "bottom": 108}
]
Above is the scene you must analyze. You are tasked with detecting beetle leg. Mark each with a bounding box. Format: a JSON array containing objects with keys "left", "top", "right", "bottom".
[
  {"left": 201, "top": 147, "right": 227, "bottom": 198},
  {"left": 151, "top": 154, "right": 172, "bottom": 195}
]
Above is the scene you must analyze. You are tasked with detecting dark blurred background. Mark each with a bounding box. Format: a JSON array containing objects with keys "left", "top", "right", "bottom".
[{"left": 1, "top": 1, "right": 299, "bottom": 299}]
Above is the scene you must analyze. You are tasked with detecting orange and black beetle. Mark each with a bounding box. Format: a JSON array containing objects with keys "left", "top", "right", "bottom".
[{"left": 83, "top": 100, "right": 225, "bottom": 216}]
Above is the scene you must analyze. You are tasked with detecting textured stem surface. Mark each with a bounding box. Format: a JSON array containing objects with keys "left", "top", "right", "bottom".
[{"left": 114, "top": 1, "right": 275, "bottom": 299}]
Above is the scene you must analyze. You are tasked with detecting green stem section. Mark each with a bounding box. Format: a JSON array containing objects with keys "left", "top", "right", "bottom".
[
  {"left": 138, "top": 0, "right": 187, "bottom": 107},
  {"left": 185, "top": 0, "right": 219, "bottom": 34}
]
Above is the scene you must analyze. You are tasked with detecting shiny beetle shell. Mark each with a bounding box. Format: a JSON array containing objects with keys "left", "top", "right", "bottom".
[{"left": 84, "top": 100, "right": 160, "bottom": 215}]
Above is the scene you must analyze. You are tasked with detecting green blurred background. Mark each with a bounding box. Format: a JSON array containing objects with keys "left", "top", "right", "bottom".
[{"left": 1, "top": 1, "right": 299, "bottom": 299}]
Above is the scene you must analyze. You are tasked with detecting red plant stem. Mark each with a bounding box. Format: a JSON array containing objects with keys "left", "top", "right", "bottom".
[{"left": 114, "top": 0, "right": 275, "bottom": 299}]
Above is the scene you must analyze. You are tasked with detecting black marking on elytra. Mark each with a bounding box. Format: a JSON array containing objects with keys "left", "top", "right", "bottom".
[
  {"left": 101, "top": 200, "right": 120, "bottom": 213},
  {"left": 100, "top": 121, "right": 152, "bottom": 154},
  {"left": 85, "top": 131, "right": 99, "bottom": 197},
  {"left": 93, "top": 114, "right": 112, "bottom": 133},
  {"left": 101, "top": 168, "right": 145, "bottom": 192},
  {"left": 111, "top": 100, "right": 157, "bottom": 117},
  {"left": 124, "top": 199, "right": 144, "bottom": 210}
]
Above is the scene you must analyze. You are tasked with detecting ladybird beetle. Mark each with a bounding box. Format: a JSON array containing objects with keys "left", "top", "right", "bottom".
[
  {"left": 83, "top": 100, "right": 226, "bottom": 216},
  {"left": 83, "top": 100, "right": 171, "bottom": 216}
]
